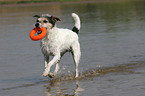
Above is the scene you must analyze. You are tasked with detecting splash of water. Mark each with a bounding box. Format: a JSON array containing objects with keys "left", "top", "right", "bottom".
[{"left": 1, "top": 61, "right": 144, "bottom": 91}]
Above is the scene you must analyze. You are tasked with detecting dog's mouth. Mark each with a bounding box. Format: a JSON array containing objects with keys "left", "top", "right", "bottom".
[{"left": 36, "top": 30, "right": 42, "bottom": 35}]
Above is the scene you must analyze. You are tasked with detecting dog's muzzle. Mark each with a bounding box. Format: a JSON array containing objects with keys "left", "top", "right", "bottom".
[
  {"left": 35, "top": 23, "right": 40, "bottom": 27},
  {"left": 34, "top": 23, "right": 42, "bottom": 34}
]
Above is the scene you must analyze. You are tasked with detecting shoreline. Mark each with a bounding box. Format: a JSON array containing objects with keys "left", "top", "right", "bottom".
[{"left": 0, "top": 0, "right": 139, "bottom": 7}]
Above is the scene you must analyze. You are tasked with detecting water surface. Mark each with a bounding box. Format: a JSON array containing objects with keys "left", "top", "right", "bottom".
[{"left": 0, "top": 0, "right": 145, "bottom": 96}]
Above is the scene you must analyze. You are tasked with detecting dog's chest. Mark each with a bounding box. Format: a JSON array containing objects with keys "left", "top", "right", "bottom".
[{"left": 40, "top": 39, "right": 57, "bottom": 56}]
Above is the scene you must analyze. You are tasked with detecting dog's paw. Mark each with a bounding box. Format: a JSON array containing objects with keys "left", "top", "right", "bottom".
[
  {"left": 48, "top": 73, "right": 56, "bottom": 78},
  {"left": 75, "top": 73, "right": 79, "bottom": 78},
  {"left": 42, "top": 71, "right": 49, "bottom": 77},
  {"left": 42, "top": 71, "right": 56, "bottom": 78}
]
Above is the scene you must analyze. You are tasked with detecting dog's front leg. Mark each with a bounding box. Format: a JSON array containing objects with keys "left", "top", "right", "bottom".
[
  {"left": 42, "top": 53, "right": 60, "bottom": 77},
  {"left": 54, "top": 61, "right": 60, "bottom": 74},
  {"left": 44, "top": 56, "right": 49, "bottom": 68}
]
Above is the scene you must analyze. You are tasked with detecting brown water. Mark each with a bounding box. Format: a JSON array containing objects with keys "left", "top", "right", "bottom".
[{"left": 0, "top": 0, "right": 145, "bottom": 96}]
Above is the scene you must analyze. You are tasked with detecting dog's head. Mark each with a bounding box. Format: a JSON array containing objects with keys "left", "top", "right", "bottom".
[{"left": 33, "top": 14, "right": 60, "bottom": 29}]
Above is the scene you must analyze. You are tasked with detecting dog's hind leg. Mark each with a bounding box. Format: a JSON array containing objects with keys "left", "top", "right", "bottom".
[{"left": 71, "top": 42, "right": 81, "bottom": 78}]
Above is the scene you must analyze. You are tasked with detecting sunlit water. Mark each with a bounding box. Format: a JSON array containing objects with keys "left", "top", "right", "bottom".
[{"left": 0, "top": 0, "right": 145, "bottom": 96}]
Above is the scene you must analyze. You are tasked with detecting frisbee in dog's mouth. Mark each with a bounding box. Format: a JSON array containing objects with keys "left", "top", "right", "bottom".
[{"left": 29, "top": 27, "right": 47, "bottom": 41}]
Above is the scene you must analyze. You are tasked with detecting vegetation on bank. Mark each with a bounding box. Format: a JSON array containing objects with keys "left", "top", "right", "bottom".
[{"left": 0, "top": 0, "right": 79, "bottom": 5}]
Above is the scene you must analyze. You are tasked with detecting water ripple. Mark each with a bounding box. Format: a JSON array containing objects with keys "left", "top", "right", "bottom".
[{"left": 1, "top": 61, "right": 144, "bottom": 91}]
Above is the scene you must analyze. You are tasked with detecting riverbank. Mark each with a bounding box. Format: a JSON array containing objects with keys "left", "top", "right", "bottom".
[
  {"left": 0, "top": 0, "right": 142, "bottom": 6},
  {"left": 0, "top": 0, "right": 80, "bottom": 5},
  {"left": 0, "top": 0, "right": 102, "bottom": 7},
  {"left": 0, "top": 0, "right": 112, "bottom": 7}
]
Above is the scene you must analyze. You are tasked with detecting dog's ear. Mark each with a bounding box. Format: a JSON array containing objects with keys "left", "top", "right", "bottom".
[
  {"left": 51, "top": 16, "right": 61, "bottom": 22},
  {"left": 33, "top": 15, "right": 40, "bottom": 18}
]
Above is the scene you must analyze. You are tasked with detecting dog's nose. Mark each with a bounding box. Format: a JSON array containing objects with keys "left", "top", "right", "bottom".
[{"left": 35, "top": 23, "right": 39, "bottom": 27}]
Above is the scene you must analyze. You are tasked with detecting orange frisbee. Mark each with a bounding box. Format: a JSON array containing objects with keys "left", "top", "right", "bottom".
[{"left": 29, "top": 27, "right": 47, "bottom": 41}]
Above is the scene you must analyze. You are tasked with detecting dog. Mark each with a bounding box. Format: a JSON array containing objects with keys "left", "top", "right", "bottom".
[{"left": 33, "top": 13, "right": 81, "bottom": 78}]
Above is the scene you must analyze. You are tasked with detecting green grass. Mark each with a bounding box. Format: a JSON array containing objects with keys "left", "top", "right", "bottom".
[{"left": 0, "top": 0, "right": 79, "bottom": 5}]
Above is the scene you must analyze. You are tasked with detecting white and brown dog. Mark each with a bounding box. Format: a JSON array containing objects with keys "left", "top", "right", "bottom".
[{"left": 33, "top": 13, "right": 81, "bottom": 78}]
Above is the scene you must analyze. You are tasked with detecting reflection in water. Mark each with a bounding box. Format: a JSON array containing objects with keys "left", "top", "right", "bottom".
[
  {"left": 43, "top": 61, "right": 144, "bottom": 96},
  {"left": 0, "top": 61, "right": 144, "bottom": 94},
  {"left": 44, "top": 80, "right": 84, "bottom": 96}
]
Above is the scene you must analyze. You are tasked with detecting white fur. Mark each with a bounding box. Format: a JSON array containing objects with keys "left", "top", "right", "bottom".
[
  {"left": 40, "top": 13, "right": 81, "bottom": 78},
  {"left": 72, "top": 13, "right": 81, "bottom": 31}
]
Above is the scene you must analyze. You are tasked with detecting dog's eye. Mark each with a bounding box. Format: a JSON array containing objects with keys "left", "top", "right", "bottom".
[
  {"left": 36, "top": 20, "right": 40, "bottom": 22},
  {"left": 43, "top": 20, "right": 48, "bottom": 23}
]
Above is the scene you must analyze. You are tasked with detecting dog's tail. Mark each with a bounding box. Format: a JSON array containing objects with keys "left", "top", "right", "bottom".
[{"left": 72, "top": 13, "right": 81, "bottom": 34}]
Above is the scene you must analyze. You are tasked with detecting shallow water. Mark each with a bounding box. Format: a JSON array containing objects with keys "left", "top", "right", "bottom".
[{"left": 0, "top": 0, "right": 145, "bottom": 96}]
